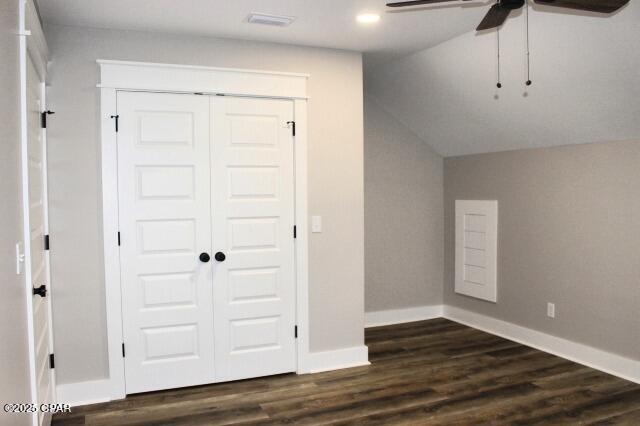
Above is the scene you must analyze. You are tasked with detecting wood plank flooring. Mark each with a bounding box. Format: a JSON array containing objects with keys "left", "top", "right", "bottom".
[{"left": 53, "top": 319, "right": 640, "bottom": 425}]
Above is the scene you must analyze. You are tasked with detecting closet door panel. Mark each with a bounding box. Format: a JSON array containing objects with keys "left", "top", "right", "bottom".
[
  {"left": 211, "top": 97, "right": 297, "bottom": 382},
  {"left": 117, "top": 91, "right": 215, "bottom": 394}
]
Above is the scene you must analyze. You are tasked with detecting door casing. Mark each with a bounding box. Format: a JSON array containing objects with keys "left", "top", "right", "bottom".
[{"left": 99, "top": 60, "right": 310, "bottom": 400}]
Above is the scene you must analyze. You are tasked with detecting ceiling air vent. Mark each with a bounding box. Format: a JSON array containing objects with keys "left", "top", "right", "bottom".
[{"left": 247, "top": 13, "right": 295, "bottom": 27}]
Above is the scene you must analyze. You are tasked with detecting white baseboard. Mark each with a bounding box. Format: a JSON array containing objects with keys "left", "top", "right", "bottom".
[
  {"left": 365, "top": 305, "right": 444, "bottom": 328},
  {"left": 307, "top": 345, "right": 370, "bottom": 374},
  {"left": 56, "top": 379, "right": 112, "bottom": 407},
  {"left": 443, "top": 306, "right": 640, "bottom": 385}
]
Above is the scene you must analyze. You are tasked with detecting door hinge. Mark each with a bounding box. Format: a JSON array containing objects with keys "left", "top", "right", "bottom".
[
  {"left": 294, "top": 325, "right": 298, "bottom": 339},
  {"left": 41, "top": 110, "right": 55, "bottom": 129},
  {"left": 44, "top": 234, "right": 50, "bottom": 251},
  {"left": 110, "top": 115, "right": 119, "bottom": 132},
  {"left": 117, "top": 232, "right": 121, "bottom": 246},
  {"left": 122, "top": 343, "right": 125, "bottom": 358},
  {"left": 287, "top": 121, "right": 296, "bottom": 137},
  {"left": 293, "top": 226, "right": 297, "bottom": 239},
  {"left": 33, "top": 285, "right": 47, "bottom": 298},
  {"left": 49, "top": 353, "right": 55, "bottom": 369}
]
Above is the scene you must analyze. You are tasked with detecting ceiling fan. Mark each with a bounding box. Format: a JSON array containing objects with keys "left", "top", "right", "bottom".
[{"left": 387, "top": 0, "right": 630, "bottom": 31}]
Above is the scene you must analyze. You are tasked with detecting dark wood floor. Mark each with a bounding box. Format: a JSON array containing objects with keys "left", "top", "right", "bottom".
[{"left": 53, "top": 318, "right": 640, "bottom": 425}]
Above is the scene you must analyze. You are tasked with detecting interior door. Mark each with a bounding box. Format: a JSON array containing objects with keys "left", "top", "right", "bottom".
[
  {"left": 26, "top": 54, "right": 55, "bottom": 424},
  {"left": 117, "top": 91, "right": 215, "bottom": 393},
  {"left": 211, "top": 97, "right": 297, "bottom": 382}
]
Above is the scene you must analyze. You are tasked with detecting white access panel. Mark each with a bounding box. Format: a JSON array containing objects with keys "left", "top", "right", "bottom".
[{"left": 455, "top": 200, "right": 498, "bottom": 303}]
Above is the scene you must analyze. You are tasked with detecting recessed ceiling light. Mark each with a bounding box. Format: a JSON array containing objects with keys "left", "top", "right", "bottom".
[
  {"left": 247, "top": 12, "right": 296, "bottom": 27},
  {"left": 357, "top": 13, "right": 381, "bottom": 24}
]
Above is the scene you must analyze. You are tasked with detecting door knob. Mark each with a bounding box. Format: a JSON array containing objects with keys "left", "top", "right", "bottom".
[
  {"left": 33, "top": 285, "right": 47, "bottom": 298},
  {"left": 215, "top": 252, "right": 226, "bottom": 262},
  {"left": 199, "top": 253, "right": 211, "bottom": 263}
]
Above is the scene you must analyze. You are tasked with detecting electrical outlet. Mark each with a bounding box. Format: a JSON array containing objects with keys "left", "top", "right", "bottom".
[{"left": 547, "top": 302, "right": 556, "bottom": 318}]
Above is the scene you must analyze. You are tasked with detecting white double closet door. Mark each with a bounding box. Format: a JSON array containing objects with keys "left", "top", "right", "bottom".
[{"left": 116, "top": 91, "right": 297, "bottom": 394}]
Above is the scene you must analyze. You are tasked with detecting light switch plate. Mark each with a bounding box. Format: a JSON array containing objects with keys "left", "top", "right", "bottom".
[
  {"left": 311, "top": 216, "right": 322, "bottom": 233},
  {"left": 16, "top": 242, "right": 25, "bottom": 275}
]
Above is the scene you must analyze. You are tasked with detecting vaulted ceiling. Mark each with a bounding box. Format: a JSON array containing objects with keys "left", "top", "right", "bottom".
[{"left": 367, "top": 2, "right": 640, "bottom": 156}]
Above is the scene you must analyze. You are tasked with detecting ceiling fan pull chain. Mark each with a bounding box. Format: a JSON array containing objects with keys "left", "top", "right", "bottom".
[
  {"left": 496, "top": 25, "right": 502, "bottom": 89},
  {"left": 525, "top": 0, "right": 532, "bottom": 86}
]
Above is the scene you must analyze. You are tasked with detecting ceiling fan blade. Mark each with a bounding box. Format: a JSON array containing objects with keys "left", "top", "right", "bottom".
[
  {"left": 533, "top": 0, "right": 629, "bottom": 13},
  {"left": 387, "top": 0, "right": 462, "bottom": 7},
  {"left": 476, "top": 4, "right": 512, "bottom": 31}
]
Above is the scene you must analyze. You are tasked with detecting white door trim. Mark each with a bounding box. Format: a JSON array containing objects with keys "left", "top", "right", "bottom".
[
  {"left": 97, "top": 60, "right": 309, "bottom": 100},
  {"left": 18, "top": 6, "right": 37, "bottom": 424},
  {"left": 99, "top": 60, "right": 310, "bottom": 400}
]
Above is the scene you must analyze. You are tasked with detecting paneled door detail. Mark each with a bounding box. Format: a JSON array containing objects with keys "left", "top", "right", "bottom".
[
  {"left": 27, "top": 54, "right": 55, "bottom": 425},
  {"left": 117, "top": 92, "right": 215, "bottom": 393},
  {"left": 211, "top": 97, "right": 296, "bottom": 382}
]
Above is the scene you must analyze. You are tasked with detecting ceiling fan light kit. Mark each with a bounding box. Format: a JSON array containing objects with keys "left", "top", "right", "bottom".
[{"left": 387, "top": 0, "right": 630, "bottom": 87}]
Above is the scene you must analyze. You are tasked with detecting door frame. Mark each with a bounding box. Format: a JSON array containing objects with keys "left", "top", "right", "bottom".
[
  {"left": 98, "top": 60, "right": 310, "bottom": 400},
  {"left": 19, "top": 1, "right": 56, "bottom": 424}
]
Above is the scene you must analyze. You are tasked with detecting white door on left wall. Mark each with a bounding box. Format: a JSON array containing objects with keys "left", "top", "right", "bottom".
[{"left": 26, "top": 54, "right": 56, "bottom": 425}]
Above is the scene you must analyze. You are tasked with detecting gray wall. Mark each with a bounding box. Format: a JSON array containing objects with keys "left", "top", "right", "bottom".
[
  {"left": 364, "top": 96, "right": 443, "bottom": 312},
  {"left": 45, "top": 24, "right": 365, "bottom": 385},
  {"left": 0, "top": 1, "right": 33, "bottom": 425},
  {"left": 444, "top": 140, "right": 640, "bottom": 360}
]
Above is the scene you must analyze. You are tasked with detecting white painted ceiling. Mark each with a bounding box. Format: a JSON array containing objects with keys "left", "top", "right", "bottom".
[
  {"left": 38, "top": 0, "right": 639, "bottom": 156},
  {"left": 36, "top": 0, "right": 491, "bottom": 68}
]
